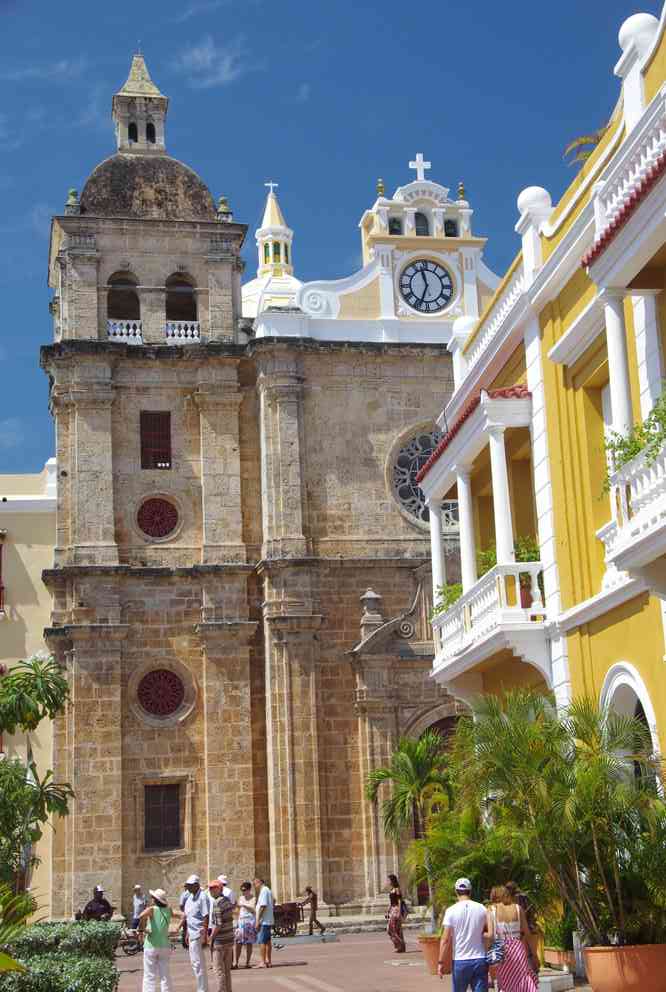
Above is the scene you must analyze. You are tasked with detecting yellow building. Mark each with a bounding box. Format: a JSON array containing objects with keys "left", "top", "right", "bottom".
[
  {"left": 419, "top": 7, "right": 666, "bottom": 753},
  {"left": 0, "top": 459, "right": 57, "bottom": 913}
]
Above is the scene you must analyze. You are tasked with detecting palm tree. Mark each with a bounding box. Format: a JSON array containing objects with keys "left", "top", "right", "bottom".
[
  {"left": 0, "top": 885, "right": 31, "bottom": 974},
  {"left": 365, "top": 729, "right": 452, "bottom": 924},
  {"left": 563, "top": 126, "right": 608, "bottom": 167}
]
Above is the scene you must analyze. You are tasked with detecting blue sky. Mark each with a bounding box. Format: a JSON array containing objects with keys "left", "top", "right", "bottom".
[{"left": 0, "top": 0, "right": 658, "bottom": 473}]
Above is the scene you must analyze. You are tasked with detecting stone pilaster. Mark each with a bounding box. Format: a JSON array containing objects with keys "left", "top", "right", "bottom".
[
  {"left": 193, "top": 379, "right": 246, "bottom": 564},
  {"left": 140, "top": 288, "right": 167, "bottom": 345},
  {"left": 196, "top": 620, "right": 258, "bottom": 883},
  {"left": 62, "top": 240, "right": 99, "bottom": 340},
  {"left": 207, "top": 248, "right": 236, "bottom": 340},
  {"left": 264, "top": 609, "right": 325, "bottom": 901}
]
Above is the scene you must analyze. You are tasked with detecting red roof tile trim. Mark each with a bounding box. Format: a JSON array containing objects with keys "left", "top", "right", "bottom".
[
  {"left": 582, "top": 149, "right": 666, "bottom": 268},
  {"left": 416, "top": 385, "right": 531, "bottom": 485}
]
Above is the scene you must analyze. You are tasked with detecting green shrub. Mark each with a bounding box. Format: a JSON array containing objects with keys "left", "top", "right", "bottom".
[
  {"left": 544, "top": 909, "right": 576, "bottom": 950},
  {"left": 0, "top": 954, "right": 118, "bottom": 992},
  {"left": 430, "top": 583, "right": 463, "bottom": 618},
  {"left": 8, "top": 923, "right": 120, "bottom": 961}
]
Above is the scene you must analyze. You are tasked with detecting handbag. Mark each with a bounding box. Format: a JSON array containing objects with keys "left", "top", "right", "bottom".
[{"left": 486, "top": 907, "right": 506, "bottom": 966}]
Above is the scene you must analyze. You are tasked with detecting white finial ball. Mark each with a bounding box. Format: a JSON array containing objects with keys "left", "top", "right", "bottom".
[
  {"left": 618, "top": 13, "right": 659, "bottom": 56},
  {"left": 517, "top": 186, "right": 552, "bottom": 216},
  {"left": 452, "top": 315, "right": 477, "bottom": 338}
]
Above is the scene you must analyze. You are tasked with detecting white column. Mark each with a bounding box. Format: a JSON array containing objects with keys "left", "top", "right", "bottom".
[
  {"left": 631, "top": 291, "right": 663, "bottom": 418},
  {"left": 428, "top": 499, "right": 446, "bottom": 599},
  {"left": 488, "top": 426, "right": 515, "bottom": 564},
  {"left": 602, "top": 290, "right": 634, "bottom": 436},
  {"left": 456, "top": 467, "right": 477, "bottom": 592}
]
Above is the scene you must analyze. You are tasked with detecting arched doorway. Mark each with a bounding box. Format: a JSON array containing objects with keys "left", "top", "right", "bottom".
[{"left": 600, "top": 662, "right": 661, "bottom": 784}]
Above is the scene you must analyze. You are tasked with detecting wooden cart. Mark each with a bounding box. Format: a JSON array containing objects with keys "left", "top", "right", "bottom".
[{"left": 272, "top": 901, "right": 304, "bottom": 937}]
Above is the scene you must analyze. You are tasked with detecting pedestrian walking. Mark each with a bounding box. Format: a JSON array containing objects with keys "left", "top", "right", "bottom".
[
  {"left": 217, "top": 874, "right": 237, "bottom": 908},
  {"left": 179, "top": 874, "right": 210, "bottom": 992},
  {"left": 299, "top": 886, "right": 325, "bottom": 936},
  {"left": 438, "top": 877, "right": 489, "bottom": 991},
  {"left": 487, "top": 885, "right": 538, "bottom": 992},
  {"left": 138, "top": 887, "right": 173, "bottom": 992},
  {"left": 208, "top": 879, "right": 234, "bottom": 992},
  {"left": 233, "top": 882, "right": 256, "bottom": 970},
  {"left": 253, "top": 876, "right": 274, "bottom": 969},
  {"left": 132, "top": 885, "right": 147, "bottom": 929},
  {"left": 386, "top": 874, "right": 406, "bottom": 953}
]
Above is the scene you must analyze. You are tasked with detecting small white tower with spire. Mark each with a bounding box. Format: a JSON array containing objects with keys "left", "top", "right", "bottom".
[
  {"left": 242, "top": 183, "right": 302, "bottom": 318},
  {"left": 112, "top": 53, "right": 169, "bottom": 153}
]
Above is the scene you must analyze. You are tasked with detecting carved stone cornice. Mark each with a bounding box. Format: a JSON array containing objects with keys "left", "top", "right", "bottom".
[
  {"left": 191, "top": 387, "right": 242, "bottom": 411},
  {"left": 265, "top": 613, "right": 323, "bottom": 642},
  {"left": 196, "top": 619, "right": 258, "bottom": 647},
  {"left": 51, "top": 385, "right": 115, "bottom": 409}
]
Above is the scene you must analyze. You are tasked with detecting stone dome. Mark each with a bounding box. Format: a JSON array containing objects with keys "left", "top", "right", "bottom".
[{"left": 80, "top": 153, "right": 216, "bottom": 221}]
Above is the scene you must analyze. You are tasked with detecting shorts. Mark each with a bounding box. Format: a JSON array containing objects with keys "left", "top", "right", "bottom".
[{"left": 256, "top": 924, "right": 272, "bottom": 944}]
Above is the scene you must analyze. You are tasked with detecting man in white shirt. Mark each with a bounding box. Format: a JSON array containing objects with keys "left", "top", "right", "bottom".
[
  {"left": 438, "top": 877, "right": 489, "bottom": 992},
  {"left": 253, "top": 876, "right": 275, "bottom": 969},
  {"left": 178, "top": 873, "right": 210, "bottom": 992},
  {"left": 217, "top": 873, "right": 237, "bottom": 908}
]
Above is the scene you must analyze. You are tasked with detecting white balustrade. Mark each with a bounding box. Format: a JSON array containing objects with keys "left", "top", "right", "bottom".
[
  {"left": 594, "top": 89, "right": 666, "bottom": 243},
  {"left": 107, "top": 319, "right": 143, "bottom": 344},
  {"left": 464, "top": 264, "right": 525, "bottom": 377},
  {"left": 608, "top": 439, "right": 666, "bottom": 555},
  {"left": 431, "top": 561, "right": 544, "bottom": 665},
  {"left": 165, "top": 320, "right": 200, "bottom": 342}
]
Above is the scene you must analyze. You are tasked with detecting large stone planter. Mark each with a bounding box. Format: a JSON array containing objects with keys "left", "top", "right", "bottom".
[
  {"left": 583, "top": 943, "right": 666, "bottom": 992},
  {"left": 544, "top": 946, "right": 576, "bottom": 971},
  {"left": 418, "top": 934, "right": 441, "bottom": 976}
]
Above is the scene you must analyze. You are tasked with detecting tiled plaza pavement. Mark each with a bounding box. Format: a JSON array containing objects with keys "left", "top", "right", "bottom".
[{"left": 117, "top": 931, "right": 451, "bottom": 992}]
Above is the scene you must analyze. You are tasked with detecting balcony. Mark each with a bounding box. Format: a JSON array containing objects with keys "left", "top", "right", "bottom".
[
  {"left": 165, "top": 320, "right": 200, "bottom": 342},
  {"left": 604, "top": 440, "right": 666, "bottom": 595},
  {"left": 107, "top": 319, "right": 143, "bottom": 344},
  {"left": 431, "top": 562, "right": 549, "bottom": 697}
]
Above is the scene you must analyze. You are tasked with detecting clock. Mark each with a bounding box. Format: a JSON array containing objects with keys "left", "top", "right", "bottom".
[{"left": 399, "top": 260, "right": 454, "bottom": 313}]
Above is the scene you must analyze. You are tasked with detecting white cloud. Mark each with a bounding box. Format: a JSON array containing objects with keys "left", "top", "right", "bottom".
[
  {"left": 0, "top": 418, "right": 25, "bottom": 450},
  {"left": 295, "top": 82, "right": 311, "bottom": 103},
  {"left": 0, "top": 56, "right": 87, "bottom": 82},
  {"left": 171, "top": 0, "right": 227, "bottom": 23},
  {"left": 176, "top": 35, "right": 256, "bottom": 88}
]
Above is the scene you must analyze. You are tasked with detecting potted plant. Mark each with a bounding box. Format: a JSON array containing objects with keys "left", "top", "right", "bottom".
[
  {"left": 417, "top": 928, "right": 442, "bottom": 975},
  {"left": 455, "top": 690, "right": 666, "bottom": 992},
  {"left": 514, "top": 535, "right": 541, "bottom": 608}
]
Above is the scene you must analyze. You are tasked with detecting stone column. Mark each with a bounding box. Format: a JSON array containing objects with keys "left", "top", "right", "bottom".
[
  {"left": 140, "top": 287, "right": 167, "bottom": 345},
  {"left": 264, "top": 612, "right": 324, "bottom": 901},
  {"left": 197, "top": 620, "right": 258, "bottom": 883},
  {"left": 427, "top": 499, "right": 446, "bottom": 599},
  {"left": 601, "top": 290, "right": 634, "bottom": 436},
  {"left": 66, "top": 626, "right": 127, "bottom": 913},
  {"left": 207, "top": 251, "right": 236, "bottom": 340},
  {"left": 193, "top": 380, "right": 246, "bottom": 564},
  {"left": 456, "top": 466, "right": 477, "bottom": 591},
  {"left": 488, "top": 427, "right": 515, "bottom": 564},
  {"left": 63, "top": 244, "right": 99, "bottom": 340}
]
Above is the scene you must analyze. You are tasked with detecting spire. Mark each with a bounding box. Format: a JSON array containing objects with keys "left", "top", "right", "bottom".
[
  {"left": 255, "top": 183, "right": 294, "bottom": 278},
  {"left": 112, "top": 53, "right": 169, "bottom": 153}
]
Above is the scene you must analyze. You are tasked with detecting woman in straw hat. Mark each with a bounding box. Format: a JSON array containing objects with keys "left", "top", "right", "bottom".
[{"left": 138, "top": 887, "right": 174, "bottom": 992}]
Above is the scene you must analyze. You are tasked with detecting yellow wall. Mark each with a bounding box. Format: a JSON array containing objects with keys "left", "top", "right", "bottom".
[
  {"left": 643, "top": 23, "right": 666, "bottom": 105},
  {"left": 337, "top": 277, "right": 381, "bottom": 319},
  {"left": 1, "top": 505, "right": 56, "bottom": 916}
]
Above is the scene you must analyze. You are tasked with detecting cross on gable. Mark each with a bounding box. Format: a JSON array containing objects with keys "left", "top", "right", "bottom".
[
  {"left": 265, "top": 180, "right": 279, "bottom": 194},
  {"left": 409, "top": 153, "right": 431, "bottom": 182}
]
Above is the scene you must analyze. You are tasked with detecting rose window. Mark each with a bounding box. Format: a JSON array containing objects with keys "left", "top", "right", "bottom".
[
  {"left": 137, "top": 497, "right": 179, "bottom": 539},
  {"left": 137, "top": 669, "right": 185, "bottom": 717},
  {"left": 392, "top": 429, "right": 443, "bottom": 524}
]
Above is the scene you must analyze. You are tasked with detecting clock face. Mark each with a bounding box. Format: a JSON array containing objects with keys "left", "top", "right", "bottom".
[{"left": 399, "top": 260, "right": 454, "bottom": 313}]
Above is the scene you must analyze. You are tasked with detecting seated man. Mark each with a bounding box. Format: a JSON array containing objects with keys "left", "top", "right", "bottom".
[{"left": 82, "top": 885, "right": 114, "bottom": 921}]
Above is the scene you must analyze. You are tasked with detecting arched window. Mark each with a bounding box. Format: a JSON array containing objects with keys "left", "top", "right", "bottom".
[
  {"left": 284, "top": 244, "right": 289, "bottom": 264},
  {"left": 128, "top": 122, "right": 138, "bottom": 143},
  {"left": 165, "top": 274, "right": 197, "bottom": 322},
  {"left": 264, "top": 244, "right": 270, "bottom": 264},
  {"left": 146, "top": 122, "right": 156, "bottom": 144},
  {"left": 107, "top": 272, "right": 140, "bottom": 320},
  {"left": 415, "top": 212, "right": 429, "bottom": 236},
  {"left": 444, "top": 219, "right": 458, "bottom": 237},
  {"left": 273, "top": 243, "right": 281, "bottom": 262},
  {"left": 388, "top": 217, "right": 403, "bottom": 235}
]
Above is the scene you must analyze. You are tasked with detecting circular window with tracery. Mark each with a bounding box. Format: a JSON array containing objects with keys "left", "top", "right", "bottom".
[
  {"left": 137, "top": 497, "right": 179, "bottom": 539},
  {"left": 137, "top": 669, "right": 185, "bottom": 717},
  {"left": 391, "top": 428, "right": 443, "bottom": 525}
]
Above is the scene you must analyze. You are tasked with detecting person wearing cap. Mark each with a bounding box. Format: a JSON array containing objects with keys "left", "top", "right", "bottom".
[
  {"left": 438, "top": 878, "right": 489, "bottom": 991},
  {"left": 132, "top": 885, "right": 147, "bottom": 930},
  {"left": 208, "top": 879, "right": 235, "bottom": 991},
  {"left": 138, "top": 887, "right": 173, "bottom": 992},
  {"left": 82, "top": 885, "right": 114, "bottom": 921},
  {"left": 178, "top": 874, "right": 210, "bottom": 992},
  {"left": 217, "top": 874, "right": 237, "bottom": 908}
]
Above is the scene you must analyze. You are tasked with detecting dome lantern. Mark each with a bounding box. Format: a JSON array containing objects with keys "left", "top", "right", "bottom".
[{"left": 112, "top": 53, "right": 169, "bottom": 154}]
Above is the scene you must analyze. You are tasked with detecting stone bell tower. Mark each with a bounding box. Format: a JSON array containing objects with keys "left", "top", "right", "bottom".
[{"left": 40, "top": 54, "right": 260, "bottom": 917}]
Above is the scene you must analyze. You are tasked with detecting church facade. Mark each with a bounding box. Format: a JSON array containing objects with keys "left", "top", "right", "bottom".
[{"left": 35, "top": 55, "right": 498, "bottom": 917}]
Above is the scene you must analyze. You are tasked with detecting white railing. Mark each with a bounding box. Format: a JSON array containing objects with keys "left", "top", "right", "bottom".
[
  {"left": 432, "top": 562, "right": 544, "bottom": 665},
  {"left": 464, "top": 263, "right": 525, "bottom": 378},
  {"left": 608, "top": 439, "right": 666, "bottom": 554},
  {"left": 595, "top": 88, "right": 666, "bottom": 241},
  {"left": 596, "top": 519, "right": 628, "bottom": 590},
  {"left": 165, "top": 320, "right": 200, "bottom": 342},
  {"left": 107, "top": 319, "right": 143, "bottom": 344}
]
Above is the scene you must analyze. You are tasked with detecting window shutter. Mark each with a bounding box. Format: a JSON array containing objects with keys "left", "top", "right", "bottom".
[{"left": 140, "top": 411, "right": 172, "bottom": 470}]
